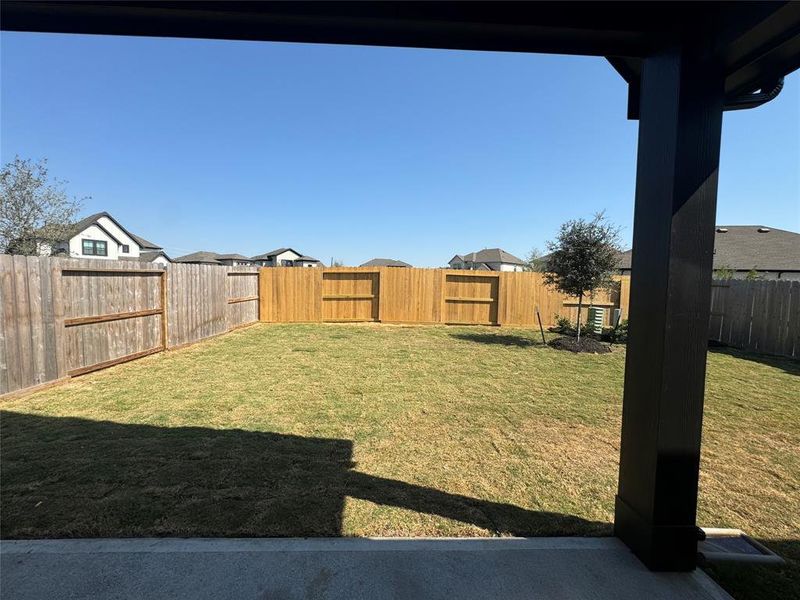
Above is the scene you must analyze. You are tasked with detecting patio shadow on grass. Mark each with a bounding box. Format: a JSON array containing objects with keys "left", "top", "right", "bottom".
[
  {"left": 707, "top": 346, "right": 800, "bottom": 376},
  {"left": 0, "top": 411, "right": 607, "bottom": 539},
  {"left": 450, "top": 333, "right": 541, "bottom": 347}
]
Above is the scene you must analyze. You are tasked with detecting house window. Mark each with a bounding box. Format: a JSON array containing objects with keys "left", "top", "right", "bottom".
[
  {"left": 82, "top": 239, "right": 107, "bottom": 256},
  {"left": 121, "top": 244, "right": 130, "bottom": 253},
  {"left": 281, "top": 259, "right": 294, "bottom": 266}
]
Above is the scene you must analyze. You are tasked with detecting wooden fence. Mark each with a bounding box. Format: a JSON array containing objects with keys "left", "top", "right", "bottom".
[
  {"left": 259, "top": 267, "right": 629, "bottom": 328},
  {"left": 709, "top": 279, "right": 800, "bottom": 358},
  {"left": 1, "top": 255, "right": 259, "bottom": 396},
  {"left": 4, "top": 257, "right": 795, "bottom": 397}
]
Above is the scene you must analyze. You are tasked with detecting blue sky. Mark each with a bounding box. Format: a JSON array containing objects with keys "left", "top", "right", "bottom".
[{"left": 2, "top": 33, "right": 798, "bottom": 266}]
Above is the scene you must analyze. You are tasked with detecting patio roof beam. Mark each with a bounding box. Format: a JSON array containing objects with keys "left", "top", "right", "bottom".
[{"left": 0, "top": 1, "right": 681, "bottom": 57}]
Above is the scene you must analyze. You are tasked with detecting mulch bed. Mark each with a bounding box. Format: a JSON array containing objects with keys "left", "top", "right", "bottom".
[{"left": 548, "top": 336, "right": 613, "bottom": 354}]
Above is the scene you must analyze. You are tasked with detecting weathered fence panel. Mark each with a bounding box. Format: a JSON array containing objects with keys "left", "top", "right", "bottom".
[
  {"left": 226, "top": 270, "right": 260, "bottom": 330},
  {"left": 62, "top": 260, "right": 165, "bottom": 376},
  {"left": 0, "top": 256, "right": 261, "bottom": 396},
  {"left": 0, "top": 255, "right": 64, "bottom": 392},
  {"left": 166, "top": 263, "right": 226, "bottom": 347},
  {"left": 709, "top": 280, "right": 799, "bottom": 358}
]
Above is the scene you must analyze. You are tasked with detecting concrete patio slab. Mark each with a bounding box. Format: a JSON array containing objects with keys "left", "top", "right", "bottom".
[{"left": 1, "top": 537, "right": 731, "bottom": 600}]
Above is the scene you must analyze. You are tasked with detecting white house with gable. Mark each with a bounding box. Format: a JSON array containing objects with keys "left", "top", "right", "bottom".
[
  {"left": 44, "top": 212, "right": 170, "bottom": 264},
  {"left": 251, "top": 248, "right": 321, "bottom": 267}
]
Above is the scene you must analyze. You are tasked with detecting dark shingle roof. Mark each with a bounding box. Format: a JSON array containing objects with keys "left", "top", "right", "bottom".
[
  {"left": 138, "top": 250, "right": 171, "bottom": 263},
  {"left": 251, "top": 247, "right": 302, "bottom": 260},
  {"left": 216, "top": 253, "right": 253, "bottom": 261},
  {"left": 296, "top": 255, "right": 320, "bottom": 262},
  {"left": 173, "top": 251, "right": 222, "bottom": 264},
  {"left": 129, "top": 232, "right": 162, "bottom": 250},
  {"left": 63, "top": 211, "right": 162, "bottom": 250},
  {"left": 360, "top": 258, "right": 412, "bottom": 267},
  {"left": 455, "top": 248, "right": 525, "bottom": 266},
  {"left": 617, "top": 226, "right": 800, "bottom": 272}
]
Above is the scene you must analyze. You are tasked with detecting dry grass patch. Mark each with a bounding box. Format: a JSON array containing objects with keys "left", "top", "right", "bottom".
[{"left": 1, "top": 323, "right": 797, "bottom": 600}]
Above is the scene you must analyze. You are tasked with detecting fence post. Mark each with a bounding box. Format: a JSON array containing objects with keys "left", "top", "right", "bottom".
[
  {"left": 439, "top": 270, "right": 447, "bottom": 324},
  {"left": 377, "top": 267, "right": 384, "bottom": 322},
  {"left": 496, "top": 272, "right": 504, "bottom": 326},
  {"left": 160, "top": 268, "right": 168, "bottom": 350}
]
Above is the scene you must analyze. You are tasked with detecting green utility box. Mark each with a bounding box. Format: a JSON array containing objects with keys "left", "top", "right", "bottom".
[{"left": 587, "top": 306, "right": 605, "bottom": 334}]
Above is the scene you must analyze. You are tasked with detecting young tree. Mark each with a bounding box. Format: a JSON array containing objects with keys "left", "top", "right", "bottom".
[
  {"left": 523, "top": 248, "right": 546, "bottom": 272},
  {"left": 543, "top": 212, "right": 623, "bottom": 343},
  {"left": 0, "top": 157, "right": 85, "bottom": 255}
]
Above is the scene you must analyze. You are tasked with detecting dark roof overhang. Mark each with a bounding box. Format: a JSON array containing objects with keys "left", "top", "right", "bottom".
[{"left": 3, "top": 2, "right": 798, "bottom": 122}]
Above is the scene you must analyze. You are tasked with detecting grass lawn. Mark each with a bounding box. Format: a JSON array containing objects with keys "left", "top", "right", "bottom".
[{"left": 2, "top": 323, "right": 798, "bottom": 599}]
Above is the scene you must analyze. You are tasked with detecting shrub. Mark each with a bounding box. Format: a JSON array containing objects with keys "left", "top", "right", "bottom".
[
  {"left": 550, "top": 315, "right": 602, "bottom": 339},
  {"left": 601, "top": 319, "right": 628, "bottom": 344},
  {"left": 551, "top": 315, "right": 574, "bottom": 334}
]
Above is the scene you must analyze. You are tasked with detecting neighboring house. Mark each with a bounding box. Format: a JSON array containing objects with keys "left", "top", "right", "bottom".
[
  {"left": 617, "top": 225, "right": 800, "bottom": 281},
  {"left": 139, "top": 250, "right": 172, "bottom": 266},
  {"left": 172, "top": 251, "right": 253, "bottom": 266},
  {"left": 360, "top": 258, "right": 412, "bottom": 268},
  {"left": 251, "top": 248, "right": 321, "bottom": 267},
  {"left": 173, "top": 251, "right": 224, "bottom": 265},
  {"left": 215, "top": 253, "right": 255, "bottom": 266},
  {"left": 43, "top": 211, "right": 169, "bottom": 264},
  {"left": 448, "top": 248, "right": 525, "bottom": 272}
]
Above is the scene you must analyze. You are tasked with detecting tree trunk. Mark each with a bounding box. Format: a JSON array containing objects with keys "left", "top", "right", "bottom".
[{"left": 576, "top": 293, "right": 583, "bottom": 343}]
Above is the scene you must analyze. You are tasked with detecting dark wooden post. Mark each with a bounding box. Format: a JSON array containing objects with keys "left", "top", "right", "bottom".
[{"left": 615, "top": 43, "right": 724, "bottom": 571}]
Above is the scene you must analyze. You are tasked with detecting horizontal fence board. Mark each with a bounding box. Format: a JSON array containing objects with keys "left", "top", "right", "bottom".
[{"left": 64, "top": 308, "right": 163, "bottom": 327}]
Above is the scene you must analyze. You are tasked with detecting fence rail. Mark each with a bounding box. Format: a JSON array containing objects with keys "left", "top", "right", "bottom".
[{"left": 1, "top": 255, "right": 260, "bottom": 396}]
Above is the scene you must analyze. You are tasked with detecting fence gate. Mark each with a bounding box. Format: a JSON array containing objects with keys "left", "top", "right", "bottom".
[
  {"left": 322, "top": 270, "right": 380, "bottom": 322},
  {"left": 444, "top": 272, "right": 499, "bottom": 325}
]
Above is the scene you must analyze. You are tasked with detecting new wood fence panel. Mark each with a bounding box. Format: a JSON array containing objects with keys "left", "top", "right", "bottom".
[
  {"left": 322, "top": 270, "right": 379, "bottom": 322},
  {"left": 262, "top": 267, "right": 322, "bottom": 322},
  {"left": 618, "top": 276, "right": 631, "bottom": 319},
  {"left": 498, "top": 271, "right": 537, "bottom": 326},
  {"left": 444, "top": 273, "right": 499, "bottom": 325},
  {"left": 255, "top": 268, "right": 632, "bottom": 329},
  {"left": 258, "top": 268, "right": 275, "bottom": 322},
  {"left": 380, "top": 267, "right": 440, "bottom": 323}
]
